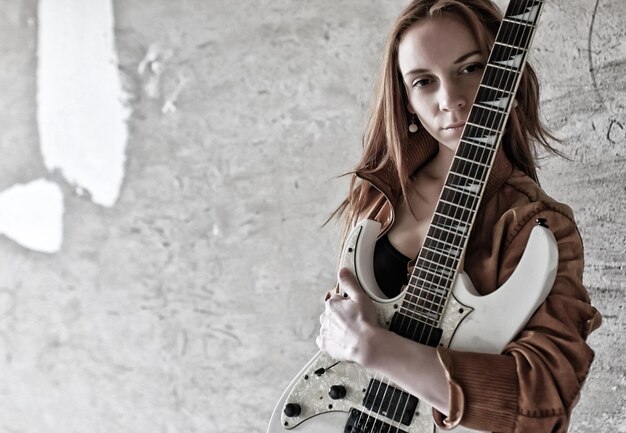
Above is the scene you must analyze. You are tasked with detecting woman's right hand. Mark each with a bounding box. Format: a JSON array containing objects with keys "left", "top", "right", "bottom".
[{"left": 316, "top": 268, "right": 380, "bottom": 365}]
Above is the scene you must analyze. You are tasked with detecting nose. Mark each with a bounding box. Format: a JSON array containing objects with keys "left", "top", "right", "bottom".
[{"left": 438, "top": 80, "right": 466, "bottom": 112}]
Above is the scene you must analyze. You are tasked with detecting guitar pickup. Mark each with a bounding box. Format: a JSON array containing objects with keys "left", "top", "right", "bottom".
[
  {"left": 345, "top": 408, "right": 409, "bottom": 433},
  {"left": 362, "top": 379, "right": 419, "bottom": 426},
  {"left": 389, "top": 312, "right": 443, "bottom": 347}
]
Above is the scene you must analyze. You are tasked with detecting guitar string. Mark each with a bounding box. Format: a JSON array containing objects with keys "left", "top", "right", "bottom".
[
  {"left": 386, "top": 1, "right": 536, "bottom": 412},
  {"left": 423, "top": 0, "right": 537, "bottom": 324},
  {"left": 401, "top": 2, "right": 536, "bottom": 429},
  {"left": 336, "top": 2, "right": 538, "bottom": 431},
  {"left": 376, "top": 1, "right": 536, "bottom": 426},
  {"left": 373, "top": 1, "right": 538, "bottom": 430},
  {"left": 414, "top": 0, "right": 536, "bottom": 343},
  {"left": 352, "top": 0, "right": 535, "bottom": 430},
  {"left": 408, "top": 0, "right": 535, "bottom": 334}
]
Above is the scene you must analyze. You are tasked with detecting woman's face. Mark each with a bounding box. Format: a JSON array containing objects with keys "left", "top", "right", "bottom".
[{"left": 398, "top": 15, "right": 486, "bottom": 152}]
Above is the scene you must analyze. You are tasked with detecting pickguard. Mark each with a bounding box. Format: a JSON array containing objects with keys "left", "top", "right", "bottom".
[{"left": 267, "top": 220, "right": 558, "bottom": 433}]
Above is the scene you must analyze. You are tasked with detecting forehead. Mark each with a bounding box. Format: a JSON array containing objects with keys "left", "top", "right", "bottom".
[{"left": 397, "top": 15, "right": 481, "bottom": 74}]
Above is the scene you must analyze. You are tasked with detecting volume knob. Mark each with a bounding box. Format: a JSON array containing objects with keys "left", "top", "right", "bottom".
[
  {"left": 329, "top": 385, "right": 347, "bottom": 400},
  {"left": 283, "top": 403, "right": 302, "bottom": 417}
]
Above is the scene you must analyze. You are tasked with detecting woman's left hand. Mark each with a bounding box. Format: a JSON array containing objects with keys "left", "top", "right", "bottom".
[{"left": 316, "top": 268, "right": 381, "bottom": 364}]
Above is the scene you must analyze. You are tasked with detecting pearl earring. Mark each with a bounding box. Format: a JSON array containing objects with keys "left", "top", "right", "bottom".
[{"left": 409, "top": 114, "right": 419, "bottom": 133}]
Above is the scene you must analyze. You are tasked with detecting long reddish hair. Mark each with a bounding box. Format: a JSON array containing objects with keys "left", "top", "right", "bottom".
[{"left": 331, "top": 0, "right": 559, "bottom": 233}]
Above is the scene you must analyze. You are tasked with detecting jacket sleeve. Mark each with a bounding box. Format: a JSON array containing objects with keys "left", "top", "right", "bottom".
[{"left": 432, "top": 208, "right": 602, "bottom": 432}]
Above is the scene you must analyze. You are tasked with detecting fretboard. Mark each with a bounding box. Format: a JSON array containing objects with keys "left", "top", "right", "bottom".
[{"left": 401, "top": 0, "right": 545, "bottom": 327}]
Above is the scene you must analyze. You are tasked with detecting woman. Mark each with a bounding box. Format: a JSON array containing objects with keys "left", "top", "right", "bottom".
[{"left": 316, "top": 0, "right": 602, "bottom": 431}]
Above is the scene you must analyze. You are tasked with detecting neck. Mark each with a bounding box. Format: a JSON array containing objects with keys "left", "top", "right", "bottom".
[{"left": 422, "top": 144, "right": 455, "bottom": 181}]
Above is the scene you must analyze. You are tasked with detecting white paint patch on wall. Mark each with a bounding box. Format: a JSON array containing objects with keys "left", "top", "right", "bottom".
[
  {"left": 0, "top": 179, "right": 64, "bottom": 253},
  {"left": 37, "top": 0, "right": 130, "bottom": 208}
]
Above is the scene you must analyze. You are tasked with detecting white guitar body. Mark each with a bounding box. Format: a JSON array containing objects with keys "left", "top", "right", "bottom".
[{"left": 267, "top": 219, "right": 558, "bottom": 433}]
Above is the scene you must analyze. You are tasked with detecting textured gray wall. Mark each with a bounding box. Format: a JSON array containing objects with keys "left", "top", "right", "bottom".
[{"left": 0, "top": 0, "right": 624, "bottom": 432}]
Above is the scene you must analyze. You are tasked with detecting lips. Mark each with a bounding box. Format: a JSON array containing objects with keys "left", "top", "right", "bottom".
[{"left": 444, "top": 122, "right": 465, "bottom": 130}]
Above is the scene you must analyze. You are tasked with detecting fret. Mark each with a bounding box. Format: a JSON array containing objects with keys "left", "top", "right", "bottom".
[
  {"left": 472, "top": 102, "right": 507, "bottom": 115},
  {"left": 442, "top": 181, "right": 483, "bottom": 198},
  {"left": 457, "top": 141, "right": 495, "bottom": 165},
  {"left": 428, "top": 228, "right": 466, "bottom": 252},
  {"left": 450, "top": 158, "right": 488, "bottom": 181},
  {"left": 474, "top": 86, "right": 512, "bottom": 111},
  {"left": 405, "top": 288, "right": 446, "bottom": 307},
  {"left": 489, "top": 44, "right": 526, "bottom": 69},
  {"left": 448, "top": 169, "right": 485, "bottom": 185},
  {"left": 424, "top": 234, "right": 462, "bottom": 251},
  {"left": 398, "top": 306, "right": 440, "bottom": 325},
  {"left": 464, "top": 121, "right": 501, "bottom": 136},
  {"left": 418, "top": 248, "right": 459, "bottom": 270},
  {"left": 406, "top": 278, "right": 448, "bottom": 296},
  {"left": 462, "top": 132, "right": 499, "bottom": 149},
  {"left": 427, "top": 221, "right": 465, "bottom": 241},
  {"left": 433, "top": 210, "right": 475, "bottom": 228},
  {"left": 502, "top": 17, "right": 536, "bottom": 28},
  {"left": 506, "top": 0, "right": 542, "bottom": 24},
  {"left": 498, "top": 20, "right": 534, "bottom": 48},
  {"left": 422, "top": 237, "right": 462, "bottom": 257},
  {"left": 421, "top": 243, "right": 447, "bottom": 256},
  {"left": 440, "top": 185, "right": 480, "bottom": 210},
  {"left": 432, "top": 207, "right": 475, "bottom": 228},
  {"left": 441, "top": 185, "right": 480, "bottom": 205},
  {"left": 437, "top": 200, "right": 473, "bottom": 226},
  {"left": 413, "top": 264, "right": 454, "bottom": 283},
  {"left": 479, "top": 65, "right": 519, "bottom": 95},
  {"left": 467, "top": 106, "right": 506, "bottom": 132},
  {"left": 436, "top": 200, "right": 473, "bottom": 223},
  {"left": 492, "top": 52, "right": 525, "bottom": 70},
  {"left": 416, "top": 248, "right": 459, "bottom": 282},
  {"left": 446, "top": 172, "right": 485, "bottom": 191},
  {"left": 404, "top": 275, "right": 452, "bottom": 304},
  {"left": 428, "top": 225, "right": 466, "bottom": 247},
  {"left": 494, "top": 41, "right": 529, "bottom": 52},
  {"left": 462, "top": 132, "right": 499, "bottom": 147},
  {"left": 403, "top": 292, "right": 446, "bottom": 316},
  {"left": 415, "top": 255, "right": 457, "bottom": 275},
  {"left": 479, "top": 82, "right": 515, "bottom": 94},
  {"left": 411, "top": 257, "right": 455, "bottom": 278},
  {"left": 506, "top": 0, "right": 543, "bottom": 17},
  {"left": 403, "top": 295, "right": 444, "bottom": 315},
  {"left": 485, "top": 60, "right": 519, "bottom": 74}
]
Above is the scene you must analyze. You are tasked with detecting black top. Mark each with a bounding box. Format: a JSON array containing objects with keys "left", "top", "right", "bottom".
[{"left": 373, "top": 234, "right": 411, "bottom": 298}]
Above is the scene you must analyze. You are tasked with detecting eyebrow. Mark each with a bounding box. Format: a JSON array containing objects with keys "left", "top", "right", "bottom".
[{"left": 402, "top": 50, "right": 483, "bottom": 78}]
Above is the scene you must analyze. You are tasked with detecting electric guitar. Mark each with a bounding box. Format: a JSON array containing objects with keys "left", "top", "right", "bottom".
[{"left": 268, "top": 1, "right": 555, "bottom": 432}]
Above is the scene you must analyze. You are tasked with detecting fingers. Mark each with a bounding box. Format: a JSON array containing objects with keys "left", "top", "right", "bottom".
[
  {"left": 323, "top": 283, "right": 340, "bottom": 302},
  {"left": 337, "top": 268, "right": 364, "bottom": 301},
  {"left": 315, "top": 334, "right": 322, "bottom": 350},
  {"left": 316, "top": 315, "right": 329, "bottom": 351}
]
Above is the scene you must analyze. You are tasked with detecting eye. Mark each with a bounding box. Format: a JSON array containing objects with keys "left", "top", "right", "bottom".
[
  {"left": 461, "top": 63, "right": 484, "bottom": 74},
  {"left": 411, "top": 78, "right": 432, "bottom": 88}
]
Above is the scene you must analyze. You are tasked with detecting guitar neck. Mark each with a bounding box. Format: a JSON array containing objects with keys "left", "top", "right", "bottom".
[{"left": 401, "top": 0, "right": 545, "bottom": 326}]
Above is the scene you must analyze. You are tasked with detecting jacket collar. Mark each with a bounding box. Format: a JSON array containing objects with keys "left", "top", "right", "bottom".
[{"left": 356, "top": 131, "right": 513, "bottom": 207}]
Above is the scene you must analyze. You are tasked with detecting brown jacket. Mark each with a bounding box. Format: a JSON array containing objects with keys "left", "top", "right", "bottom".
[{"left": 355, "top": 134, "right": 602, "bottom": 432}]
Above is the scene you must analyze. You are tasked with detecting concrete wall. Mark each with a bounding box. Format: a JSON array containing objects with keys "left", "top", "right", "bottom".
[{"left": 0, "top": 0, "right": 623, "bottom": 432}]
